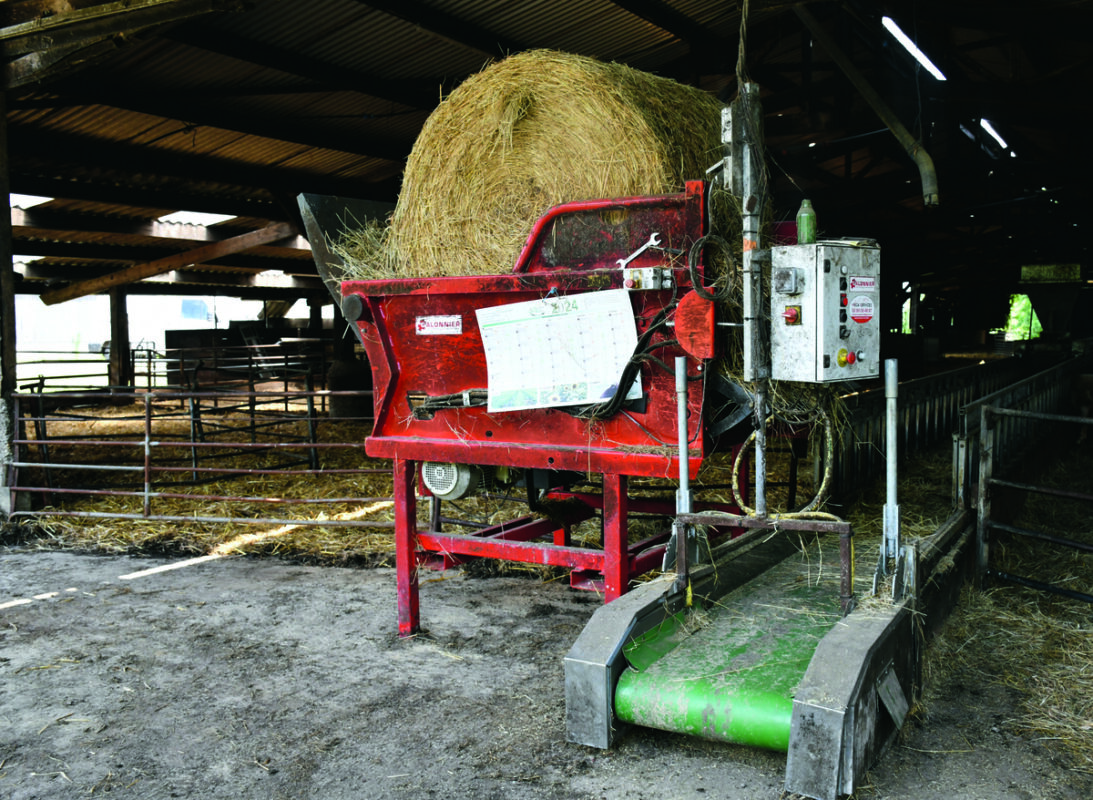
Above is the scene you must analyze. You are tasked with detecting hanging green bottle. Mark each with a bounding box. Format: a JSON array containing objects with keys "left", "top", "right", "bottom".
[{"left": 796, "top": 199, "right": 817, "bottom": 244}]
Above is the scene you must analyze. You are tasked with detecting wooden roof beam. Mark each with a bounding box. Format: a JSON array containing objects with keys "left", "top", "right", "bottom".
[
  {"left": 12, "top": 206, "right": 311, "bottom": 250},
  {"left": 1, "top": 0, "right": 244, "bottom": 56},
  {"left": 12, "top": 239, "right": 314, "bottom": 272},
  {"left": 354, "top": 0, "right": 524, "bottom": 57},
  {"left": 164, "top": 25, "right": 443, "bottom": 109},
  {"left": 40, "top": 221, "right": 295, "bottom": 305},
  {"left": 11, "top": 88, "right": 414, "bottom": 162},
  {"left": 9, "top": 126, "right": 403, "bottom": 205},
  {"left": 608, "top": 0, "right": 731, "bottom": 73}
]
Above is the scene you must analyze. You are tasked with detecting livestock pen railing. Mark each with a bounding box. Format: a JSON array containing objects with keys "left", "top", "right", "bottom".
[
  {"left": 5, "top": 387, "right": 389, "bottom": 543},
  {"left": 6, "top": 353, "right": 1083, "bottom": 549},
  {"left": 955, "top": 354, "right": 1092, "bottom": 508},
  {"left": 16, "top": 341, "right": 330, "bottom": 397},
  {"left": 17, "top": 347, "right": 161, "bottom": 392}
]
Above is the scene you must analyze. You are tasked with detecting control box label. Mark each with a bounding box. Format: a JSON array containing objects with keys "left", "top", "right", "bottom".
[
  {"left": 848, "top": 275, "right": 876, "bottom": 292},
  {"left": 848, "top": 296, "right": 875, "bottom": 323}
]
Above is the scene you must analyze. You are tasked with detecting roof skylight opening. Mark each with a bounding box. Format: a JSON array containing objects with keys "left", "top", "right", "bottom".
[
  {"left": 10, "top": 193, "right": 53, "bottom": 208},
  {"left": 12, "top": 255, "right": 35, "bottom": 274},
  {"left": 157, "top": 210, "right": 237, "bottom": 226},
  {"left": 979, "top": 119, "right": 1009, "bottom": 151},
  {"left": 882, "top": 16, "right": 947, "bottom": 81}
]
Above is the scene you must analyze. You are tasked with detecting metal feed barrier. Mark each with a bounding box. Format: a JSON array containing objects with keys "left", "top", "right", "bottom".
[{"left": 832, "top": 355, "right": 1038, "bottom": 501}]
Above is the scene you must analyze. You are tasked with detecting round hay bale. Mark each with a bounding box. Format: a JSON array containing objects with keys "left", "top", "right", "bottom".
[{"left": 350, "top": 50, "right": 724, "bottom": 279}]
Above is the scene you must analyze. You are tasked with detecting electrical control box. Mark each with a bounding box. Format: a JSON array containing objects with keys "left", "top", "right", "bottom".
[{"left": 770, "top": 239, "right": 881, "bottom": 383}]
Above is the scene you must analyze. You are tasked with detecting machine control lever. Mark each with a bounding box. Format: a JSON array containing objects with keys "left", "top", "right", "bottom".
[{"left": 617, "top": 233, "right": 662, "bottom": 268}]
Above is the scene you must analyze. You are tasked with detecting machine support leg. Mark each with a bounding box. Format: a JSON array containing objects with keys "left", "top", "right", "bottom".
[
  {"left": 394, "top": 457, "right": 420, "bottom": 636},
  {"left": 603, "top": 473, "right": 629, "bottom": 601},
  {"left": 429, "top": 495, "right": 441, "bottom": 532}
]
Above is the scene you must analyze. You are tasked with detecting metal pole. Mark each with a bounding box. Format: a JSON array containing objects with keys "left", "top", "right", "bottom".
[
  {"left": 976, "top": 405, "right": 994, "bottom": 587},
  {"left": 738, "top": 82, "right": 768, "bottom": 516},
  {"left": 755, "top": 384, "right": 767, "bottom": 517},
  {"left": 676, "top": 356, "right": 691, "bottom": 515},
  {"left": 740, "top": 82, "right": 762, "bottom": 383},
  {"left": 674, "top": 356, "right": 692, "bottom": 596},
  {"left": 143, "top": 394, "right": 152, "bottom": 518},
  {"left": 883, "top": 359, "right": 900, "bottom": 560},
  {"left": 794, "top": 5, "right": 939, "bottom": 207}
]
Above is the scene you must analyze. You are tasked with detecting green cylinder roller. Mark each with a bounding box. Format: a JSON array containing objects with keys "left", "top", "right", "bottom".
[{"left": 614, "top": 643, "right": 809, "bottom": 751}]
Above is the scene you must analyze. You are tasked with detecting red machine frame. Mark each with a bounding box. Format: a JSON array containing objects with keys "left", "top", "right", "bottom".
[{"left": 343, "top": 181, "right": 741, "bottom": 634}]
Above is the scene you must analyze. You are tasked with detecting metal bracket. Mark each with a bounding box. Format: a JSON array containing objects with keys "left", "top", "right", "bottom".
[
  {"left": 622, "top": 266, "right": 673, "bottom": 290},
  {"left": 893, "top": 542, "right": 917, "bottom": 602},
  {"left": 876, "top": 661, "right": 910, "bottom": 728}
]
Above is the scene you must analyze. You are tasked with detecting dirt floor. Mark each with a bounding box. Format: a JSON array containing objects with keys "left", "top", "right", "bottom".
[{"left": 2, "top": 547, "right": 1091, "bottom": 800}]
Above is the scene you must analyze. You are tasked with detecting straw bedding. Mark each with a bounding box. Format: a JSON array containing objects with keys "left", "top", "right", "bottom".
[
  {"left": 334, "top": 49, "right": 724, "bottom": 279},
  {"left": 924, "top": 449, "right": 1093, "bottom": 774}
]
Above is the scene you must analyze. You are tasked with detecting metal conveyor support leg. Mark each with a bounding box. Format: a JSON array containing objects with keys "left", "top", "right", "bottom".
[
  {"left": 603, "top": 473, "right": 629, "bottom": 601},
  {"left": 394, "top": 457, "right": 420, "bottom": 636}
]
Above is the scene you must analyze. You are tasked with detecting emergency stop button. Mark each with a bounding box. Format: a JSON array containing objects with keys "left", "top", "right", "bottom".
[{"left": 782, "top": 305, "right": 801, "bottom": 325}]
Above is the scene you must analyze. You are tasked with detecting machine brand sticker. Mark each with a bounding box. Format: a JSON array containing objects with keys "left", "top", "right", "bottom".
[
  {"left": 848, "top": 275, "right": 876, "bottom": 292},
  {"left": 415, "top": 315, "right": 462, "bottom": 335},
  {"left": 848, "top": 296, "right": 875, "bottom": 323}
]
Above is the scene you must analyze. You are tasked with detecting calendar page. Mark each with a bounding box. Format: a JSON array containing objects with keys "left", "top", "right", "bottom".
[{"left": 475, "top": 289, "right": 642, "bottom": 413}]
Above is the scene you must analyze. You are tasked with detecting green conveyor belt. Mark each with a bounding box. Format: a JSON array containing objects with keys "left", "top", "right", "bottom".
[{"left": 614, "top": 543, "right": 844, "bottom": 751}]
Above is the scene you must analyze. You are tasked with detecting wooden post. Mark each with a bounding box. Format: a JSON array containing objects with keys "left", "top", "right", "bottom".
[
  {"left": 0, "top": 90, "right": 16, "bottom": 516},
  {"left": 108, "top": 287, "right": 132, "bottom": 390}
]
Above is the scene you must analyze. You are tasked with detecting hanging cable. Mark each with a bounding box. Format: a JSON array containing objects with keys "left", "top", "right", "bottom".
[
  {"left": 730, "top": 407, "right": 841, "bottom": 521},
  {"left": 688, "top": 234, "right": 736, "bottom": 301}
]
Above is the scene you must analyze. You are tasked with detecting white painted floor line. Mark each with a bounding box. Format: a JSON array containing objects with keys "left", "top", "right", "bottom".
[
  {"left": 1, "top": 588, "right": 81, "bottom": 611},
  {"left": 118, "top": 553, "right": 225, "bottom": 580}
]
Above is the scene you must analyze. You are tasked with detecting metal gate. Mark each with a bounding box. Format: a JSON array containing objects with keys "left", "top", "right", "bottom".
[{"left": 976, "top": 402, "right": 1093, "bottom": 604}]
